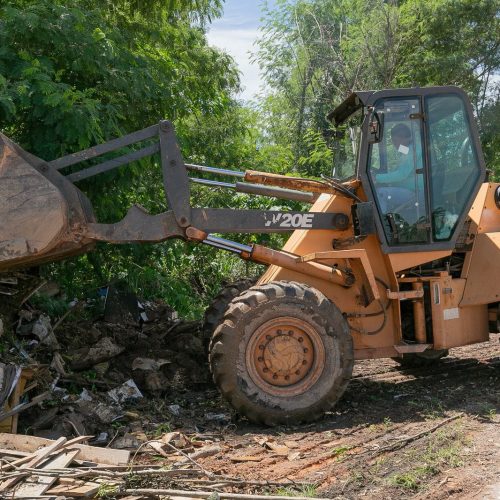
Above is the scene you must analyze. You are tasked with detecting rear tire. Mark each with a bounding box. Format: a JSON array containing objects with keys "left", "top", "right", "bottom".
[
  {"left": 393, "top": 349, "right": 449, "bottom": 367},
  {"left": 209, "top": 281, "right": 353, "bottom": 425}
]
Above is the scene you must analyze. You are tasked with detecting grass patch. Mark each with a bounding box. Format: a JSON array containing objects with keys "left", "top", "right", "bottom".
[
  {"left": 387, "top": 423, "right": 467, "bottom": 491},
  {"left": 480, "top": 405, "right": 497, "bottom": 421},
  {"left": 408, "top": 396, "right": 446, "bottom": 419},
  {"left": 330, "top": 445, "right": 353, "bottom": 460},
  {"left": 274, "top": 484, "right": 318, "bottom": 497},
  {"left": 96, "top": 483, "right": 119, "bottom": 498}
]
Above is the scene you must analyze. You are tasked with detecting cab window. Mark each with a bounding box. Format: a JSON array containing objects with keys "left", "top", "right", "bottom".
[
  {"left": 368, "top": 98, "right": 428, "bottom": 245},
  {"left": 425, "top": 95, "right": 481, "bottom": 241}
]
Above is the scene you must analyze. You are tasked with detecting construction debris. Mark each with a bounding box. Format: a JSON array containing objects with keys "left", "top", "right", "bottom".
[
  {"left": 0, "top": 288, "right": 214, "bottom": 442},
  {"left": 70, "top": 337, "right": 125, "bottom": 370},
  {"left": 0, "top": 432, "right": 318, "bottom": 499},
  {"left": 107, "top": 379, "right": 143, "bottom": 405}
]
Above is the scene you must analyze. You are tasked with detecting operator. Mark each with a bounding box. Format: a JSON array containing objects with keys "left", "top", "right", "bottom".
[{"left": 374, "top": 123, "right": 424, "bottom": 214}]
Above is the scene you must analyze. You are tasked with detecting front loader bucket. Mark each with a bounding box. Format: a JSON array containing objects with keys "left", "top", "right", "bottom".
[{"left": 0, "top": 133, "right": 95, "bottom": 271}]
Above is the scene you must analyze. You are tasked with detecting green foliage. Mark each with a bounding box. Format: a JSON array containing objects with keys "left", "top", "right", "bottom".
[
  {"left": 256, "top": 0, "right": 500, "bottom": 177},
  {"left": 297, "top": 129, "right": 333, "bottom": 177},
  {"left": 275, "top": 484, "right": 318, "bottom": 497},
  {"left": 480, "top": 90, "right": 500, "bottom": 178},
  {"left": 0, "top": 0, "right": 238, "bottom": 158},
  {"left": 28, "top": 294, "right": 69, "bottom": 318}
]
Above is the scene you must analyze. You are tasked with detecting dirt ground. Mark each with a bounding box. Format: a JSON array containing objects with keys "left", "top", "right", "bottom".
[
  {"left": 4, "top": 287, "right": 499, "bottom": 499},
  {"left": 133, "top": 334, "right": 500, "bottom": 499}
]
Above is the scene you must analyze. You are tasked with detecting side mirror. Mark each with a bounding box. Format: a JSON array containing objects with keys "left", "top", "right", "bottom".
[{"left": 368, "top": 109, "right": 384, "bottom": 144}]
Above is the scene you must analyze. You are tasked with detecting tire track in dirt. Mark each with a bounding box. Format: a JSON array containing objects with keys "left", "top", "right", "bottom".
[
  {"left": 352, "top": 357, "right": 500, "bottom": 385},
  {"left": 197, "top": 336, "right": 499, "bottom": 498}
]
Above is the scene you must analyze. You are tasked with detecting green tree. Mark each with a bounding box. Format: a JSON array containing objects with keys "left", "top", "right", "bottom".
[
  {"left": 256, "top": 0, "right": 499, "bottom": 176},
  {"left": 0, "top": 0, "right": 259, "bottom": 316}
]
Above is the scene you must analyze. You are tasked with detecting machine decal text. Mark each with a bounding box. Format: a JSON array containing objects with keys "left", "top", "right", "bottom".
[{"left": 265, "top": 213, "right": 314, "bottom": 228}]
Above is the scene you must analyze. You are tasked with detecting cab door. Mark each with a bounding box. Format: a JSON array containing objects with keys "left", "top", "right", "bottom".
[{"left": 367, "top": 97, "right": 429, "bottom": 246}]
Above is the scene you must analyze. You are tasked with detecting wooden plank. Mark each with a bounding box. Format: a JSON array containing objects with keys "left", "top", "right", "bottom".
[
  {"left": 12, "top": 449, "right": 80, "bottom": 498},
  {"left": 11, "top": 369, "right": 32, "bottom": 433},
  {"left": 6, "top": 435, "right": 92, "bottom": 470},
  {"left": 0, "top": 447, "right": 29, "bottom": 457},
  {"left": 46, "top": 480, "right": 101, "bottom": 497},
  {"left": 0, "top": 437, "right": 66, "bottom": 492},
  {"left": 0, "top": 365, "right": 22, "bottom": 434},
  {"left": 0, "top": 433, "right": 130, "bottom": 465}
]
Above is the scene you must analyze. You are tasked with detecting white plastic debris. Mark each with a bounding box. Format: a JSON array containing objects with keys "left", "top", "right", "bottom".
[
  {"left": 107, "top": 379, "right": 143, "bottom": 404},
  {"left": 92, "top": 432, "right": 109, "bottom": 445},
  {"left": 32, "top": 314, "right": 59, "bottom": 349},
  {"left": 78, "top": 388, "right": 93, "bottom": 402},
  {"left": 167, "top": 404, "right": 182, "bottom": 416}
]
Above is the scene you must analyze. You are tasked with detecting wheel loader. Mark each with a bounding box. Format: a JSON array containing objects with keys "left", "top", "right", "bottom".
[{"left": 1, "top": 85, "right": 499, "bottom": 424}]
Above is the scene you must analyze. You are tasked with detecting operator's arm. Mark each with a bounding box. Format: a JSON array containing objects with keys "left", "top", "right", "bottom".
[{"left": 375, "top": 157, "right": 413, "bottom": 185}]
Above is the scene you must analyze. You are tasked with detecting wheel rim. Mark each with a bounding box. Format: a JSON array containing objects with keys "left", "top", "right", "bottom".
[{"left": 246, "top": 316, "right": 326, "bottom": 397}]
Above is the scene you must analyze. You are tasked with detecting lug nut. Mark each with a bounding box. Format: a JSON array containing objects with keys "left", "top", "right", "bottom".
[
  {"left": 285, "top": 375, "right": 290, "bottom": 380},
  {"left": 263, "top": 367, "right": 269, "bottom": 373},
  {"left": 302, "top": 360, "right": 307, "bottom": 365},
  {"left": 295, "top": 370, "right": 300, "bottom": 375},
  {"left": 288, "top": 330, "right": 294, "bottom": 335},
  {"left": 273, "top": 374, "right": 278, "bottom": 380},
  {"left": 303, "top": 348, "right": 308, "bottom": 353},
  {"left": 277, "top": 329, "right": 282, "bottom": 335},
  {"left": 298, "top": 337, "right": 304, "bottom": 343}
]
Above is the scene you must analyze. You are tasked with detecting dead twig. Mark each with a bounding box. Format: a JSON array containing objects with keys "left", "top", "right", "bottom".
[
  {"left": 120, "top": 489, "right": 323, "bottom": 500},
  {"left": 51, "top": 301, "right": 83, "bottom": 333},
  {"left": 130, "top": 439, "right": 214, "bottom": 479},
  {"left": 160, "top": 440, "right": 216, "bottom": 478},
  {"left": 0, "top": 391, "right": 51, "bottom": 422},
  {"left": 373, "top": 414, "right": 463, "bottom": 453},
  {"left": 19, "top": 280, "right": 47, "bottom": 306},
  {"left": 106, "top": 428, "right": 121, "bottom": 449}
]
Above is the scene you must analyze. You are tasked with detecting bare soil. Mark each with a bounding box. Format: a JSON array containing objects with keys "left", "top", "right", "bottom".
[{"left": 143, "top": 334, "right": 500, "bottom": 499}]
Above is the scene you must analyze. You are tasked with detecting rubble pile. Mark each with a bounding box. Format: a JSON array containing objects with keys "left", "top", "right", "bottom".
[{"left": 0, "top": 287, "right": 218, "bottom": 447}]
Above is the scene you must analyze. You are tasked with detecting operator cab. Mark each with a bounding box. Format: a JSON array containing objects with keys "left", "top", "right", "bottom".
[{"left": 329, "top": 86, "right": 486, "bottom": 252}]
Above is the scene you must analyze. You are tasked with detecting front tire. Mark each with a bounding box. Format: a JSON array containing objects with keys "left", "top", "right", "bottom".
[
  {"left": 209, "top": 281, "right": 353, "bottom": 425},
  {"left": 203, "top": 278, "right": 256, "bottom": 346}
]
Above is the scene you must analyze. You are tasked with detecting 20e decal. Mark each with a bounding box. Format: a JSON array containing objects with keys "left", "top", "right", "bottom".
[{"left": 264, "top": 213, "right": 314, "bottom": 228}]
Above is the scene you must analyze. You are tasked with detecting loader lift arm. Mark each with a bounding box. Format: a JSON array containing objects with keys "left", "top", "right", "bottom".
[
  {"left": 50, "top": 120, "right": 353, "bottom": 238},
  {"left": 48, "top": 120, "right": 373, "bottom": 294}
]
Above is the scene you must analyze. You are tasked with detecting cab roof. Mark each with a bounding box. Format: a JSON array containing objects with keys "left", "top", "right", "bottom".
[{"left": 327, "top": 91, "right": 374, "bottom": 126}]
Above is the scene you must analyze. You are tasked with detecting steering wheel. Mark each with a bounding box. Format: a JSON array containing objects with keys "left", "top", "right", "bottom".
[
  {"left": 392, "top": 197, "right": 419, "bottom": 215},
  {"left": 460, "top": 136, "right": 473, "bottom": 168}
]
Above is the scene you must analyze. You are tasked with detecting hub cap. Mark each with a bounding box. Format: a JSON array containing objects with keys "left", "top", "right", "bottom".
[{"left": 246, "top": 317, "right": 326, "bottom": 396}]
